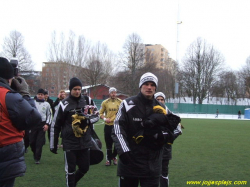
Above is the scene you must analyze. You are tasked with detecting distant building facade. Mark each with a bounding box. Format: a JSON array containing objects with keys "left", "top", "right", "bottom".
[
  {"left": 65, "top": 84, "right": 128, "bottom": 100},
  {"left": 41, "top": 62, "right": 81, "bottom": 96},
  {"left": 19, "top": 71, "right": 42, "bottom": 96},
  {"left": 145, "top": 44, "right": 174, "bottom": 69}
]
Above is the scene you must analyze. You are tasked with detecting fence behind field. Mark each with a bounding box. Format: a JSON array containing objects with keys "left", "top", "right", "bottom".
[{"left": 93, "top": 100, "right": 249, "bottom": 116}]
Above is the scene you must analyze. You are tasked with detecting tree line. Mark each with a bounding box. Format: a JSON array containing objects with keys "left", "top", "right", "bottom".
[{"left": 1, "top": 30, "right": 249, "bottom": 105}]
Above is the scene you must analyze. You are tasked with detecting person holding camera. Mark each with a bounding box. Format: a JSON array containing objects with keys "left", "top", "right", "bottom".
[{"left": 0, "top": 57, "right": 41, "bottom": 187}]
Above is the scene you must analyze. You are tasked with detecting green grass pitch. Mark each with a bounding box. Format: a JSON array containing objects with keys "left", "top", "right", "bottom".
[{"left": 15, "top": 119, "right": 249, "bottom": 187}]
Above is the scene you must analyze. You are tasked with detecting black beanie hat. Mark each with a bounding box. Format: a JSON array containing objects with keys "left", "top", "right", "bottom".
[
  {"left": 69, "top": 77, "right": 82, "bottom": 91},
  {"left": 0, "top": 57, "right": 14, "bottom": 79},
  {"left": 37, "top": 88, "right": 45, "bottom": 94}
]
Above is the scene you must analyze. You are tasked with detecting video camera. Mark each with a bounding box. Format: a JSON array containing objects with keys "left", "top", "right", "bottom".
[{"left": 9, "top": 58, "right": 19, "bottom": 76}]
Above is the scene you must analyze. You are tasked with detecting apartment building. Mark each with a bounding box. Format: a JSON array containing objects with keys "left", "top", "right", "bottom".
[
  {"left": 41, "top": 62, "right": 81, "bottom": 96},
  {"left": 144, "top": 44, "right": 176, "bottom": 71}
]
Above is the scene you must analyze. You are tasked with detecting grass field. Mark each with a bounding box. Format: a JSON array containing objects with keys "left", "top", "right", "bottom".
[{"left": 15, "top": 119, "right": 249, "bottom": 187}]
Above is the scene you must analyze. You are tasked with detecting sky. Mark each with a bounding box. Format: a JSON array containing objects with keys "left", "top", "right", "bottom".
[{"left": 1, "top": 0, "right": 250, "bottom": 71}]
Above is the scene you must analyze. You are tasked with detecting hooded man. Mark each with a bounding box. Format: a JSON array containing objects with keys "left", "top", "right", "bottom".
[
  {"left": 50, "top": 77, "right": 99, "bottom": 187},
  {"left": 155, "top": 92, "right": 182, "bottom": 187},
  {"left": 0, "top": 57, "right": 41, "bottom": 187}
]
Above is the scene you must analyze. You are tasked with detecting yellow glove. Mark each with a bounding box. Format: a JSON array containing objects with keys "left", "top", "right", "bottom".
[
  {"left": 72, "top": 114, "right": 88, "bottom": 137},
  {"left": 153, "top": 105, "right": 167, "bottom": 115}
]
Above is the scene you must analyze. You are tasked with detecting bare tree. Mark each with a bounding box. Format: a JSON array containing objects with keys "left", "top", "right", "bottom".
[
  {"left": 239, "top": 56, "right": 250, "bottom": 99},
  {"left": 117, "top": 33, "right": 145, "bottom": 95},
  {"left": 80, "top": 42, "right": 115, "bottom": 98},
  {"left": 180, "top": 38, "right": 224, "bottom": 104},
  {"left": 219, "top": 71, "right": 239, "bottom": 105},
  {"left": 1, "top": 30, "right": 35, "bottom": 71},
  {"left": 47, "top": 30, "right": 90, "bottom": 67},
  {"left": 46, "top": 30, "right": 92, "bottom": 88},
  {"left": 235, "top": 70, "right": 245, "bottom": 99},
  {"left": 110, "top": 54, "right": 160, "bottom": 97}
]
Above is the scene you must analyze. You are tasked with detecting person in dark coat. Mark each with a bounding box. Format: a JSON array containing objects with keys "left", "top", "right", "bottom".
[
  {"left": 0, "top": 57, "right": 41, "bottom": 187},
  {"left": 112, "top": 72, "right": 180, "bottom": 187},
  {"left": 215, "top": 109, "right": 219, "bottom": 118},
  {"left": 53, "top": 90, "right": 66, "bottom": 111},
  {"left": 238, "top": 110, "right": 241, "bottom": 119},
  {"left": 50, "top": 77, "right": 99, "bottom": 187},
  {"left": 155, "top": 92, "right": 183, "bottom": 187},
  {"left": 53, "top": 90, "right": 66, "bottom": 148},
  {"left": 31, "top": 89, "right": 52, "bottom": 164},
  {"left": 44, "top": 90, "right": 55, "bottom": 114}
]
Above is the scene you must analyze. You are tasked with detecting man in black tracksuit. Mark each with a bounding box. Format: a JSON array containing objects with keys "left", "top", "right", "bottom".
[
  {"left": 50, "top": 77, "right": 99, "bottom": 187},
  {"left": 155, "top": 92, "right": 183, "bottom": 187},
  {"left": 112, "top": 72, "right": 180, "bottom": 187}
]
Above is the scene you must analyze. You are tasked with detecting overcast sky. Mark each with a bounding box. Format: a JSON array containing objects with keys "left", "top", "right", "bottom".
[{"left": 1, "top": 0, "right": 250, "bottom": 71}]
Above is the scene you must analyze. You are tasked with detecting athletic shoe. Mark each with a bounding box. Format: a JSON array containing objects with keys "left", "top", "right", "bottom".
[
  {"left": 113, "top": 158, "right": 117, "bottom": 165},
  {"left": 105, "top": 160, "right": 111, "bottom": 166},
  {"left": 35, "top": 160, "right": 40, "bottom": 164}
]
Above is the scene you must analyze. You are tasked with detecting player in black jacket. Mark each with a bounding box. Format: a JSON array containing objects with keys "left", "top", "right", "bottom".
[
  {"left": 155, "top": 92, "right": 183, "bottom": 187},
  {"left": 50, "top": 77, "right": 99, "bottom": 187},
  {"left": 112, "top": 72, "right": 180, "bottom": 187}
]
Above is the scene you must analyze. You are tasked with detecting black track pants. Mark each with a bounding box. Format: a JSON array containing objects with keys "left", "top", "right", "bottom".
[{"left": 64, "top": 149, "right": 90, "bottom": 187}]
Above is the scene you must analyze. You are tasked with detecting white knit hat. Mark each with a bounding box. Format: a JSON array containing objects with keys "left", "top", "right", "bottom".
[
  {"left": 109, "top": 87, "right": 117, "bottom": 93},
  {"left": 154, "top": 92, "right": 166, "bottom": 100},
  {"left": 139, "top": 72, "right": 158, "bottom": 88}
]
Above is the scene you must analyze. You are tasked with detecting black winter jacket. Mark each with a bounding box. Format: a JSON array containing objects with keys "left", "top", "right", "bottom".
[
  {"left": 50, "top": 94, "right": 99, "bottom": 151},
  {"left": 161, "top": 105, "right": 182, "bottom": 160},
  {"left": 112, "top": 92, "right": 170, "bottom": 178},
  {"left": 46, "top": 97, "right": 55, "bottom": 115}
]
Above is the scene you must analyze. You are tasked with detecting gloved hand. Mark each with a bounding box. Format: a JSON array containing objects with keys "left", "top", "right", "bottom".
[
  {"left": 147, "top": 113, "right": 168, "bottom": 128},
  {"left": 72, "top": 114, "right": 87, "bottom": 137},
  {"left": 50, "top": 148, "right": 58, "bottom": 154},
  {"left": 11, "top": 76, "right": 30, "bottom": 96},
  {"left": 176, "top": 124, "right": 183, "bottom": 135},
  {"left": 153, "top": 129, "right": 165, "bottom": 145},
  {"left": 166, "top": 113, "right": 181, "bottom": 130},
  {"left": 119, "top": 152, "right": 132, "bottom": 165},
  {"left": 141, "top": 119, "right": 155, "bottom": 128},
  {"left": 153, "top": 105, "right": 167, "bottom": 115}
]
